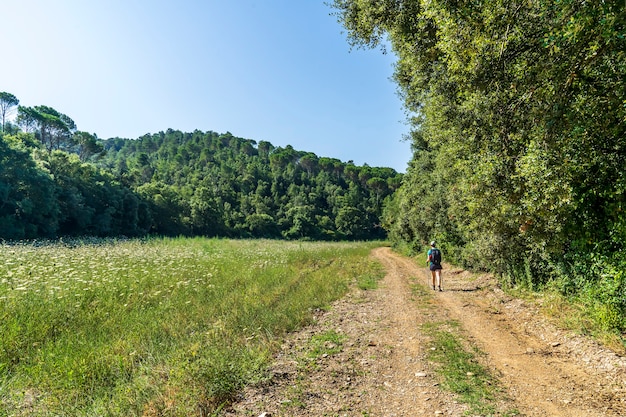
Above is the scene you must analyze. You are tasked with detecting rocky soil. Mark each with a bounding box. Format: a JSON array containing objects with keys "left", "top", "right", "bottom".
[{"left": 222, "top": 247, "right": 626, "bottom": 416}]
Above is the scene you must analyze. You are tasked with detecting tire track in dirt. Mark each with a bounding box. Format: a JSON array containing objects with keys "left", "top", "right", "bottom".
[
  {"left": 225, "top": 247, "right": 467, "bottom": 416},
  {"left": 379, "top": 247, "right": 626, "bottom": 417},
  {"left": 365, "top": 246, "right": 467, "bottom": 416}
]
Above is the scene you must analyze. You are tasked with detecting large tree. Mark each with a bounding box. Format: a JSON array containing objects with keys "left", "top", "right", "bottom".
[
  {"left": 17, "top": 105, "right": 77, "bottom": 151},
  {"left": 0, "top": 92, "right": 19, "bottom": 132},
  {"left": 73, "top": 131, "right": 105, "bottom": 161},
  {"left": 0, "top": 133, "right": 58, "bottom": 239}
]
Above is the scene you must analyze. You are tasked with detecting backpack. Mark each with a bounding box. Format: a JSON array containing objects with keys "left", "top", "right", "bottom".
[{"left": 430, "top": 248, "right": 441, "bottom": 265}]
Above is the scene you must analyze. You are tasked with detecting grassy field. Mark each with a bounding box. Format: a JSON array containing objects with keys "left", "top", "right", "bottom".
[{"left": 0, "top": 238, "right": 383, "bottom": 416}]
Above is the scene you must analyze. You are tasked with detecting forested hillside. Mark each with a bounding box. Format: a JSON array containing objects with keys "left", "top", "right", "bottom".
[
  {"left": 0, "top": 95, "right": 401, "bottom": 241},
  {"left": 332, "top": 1, "right": 626, "bottom": 332},
  {"left": 98, "top": 130, "right": 401, "bottom": 239}
]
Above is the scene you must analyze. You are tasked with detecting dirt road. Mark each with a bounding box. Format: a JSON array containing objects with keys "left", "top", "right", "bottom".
[{"left": 224, "top": 247, "right": 626, "bottom": 416}]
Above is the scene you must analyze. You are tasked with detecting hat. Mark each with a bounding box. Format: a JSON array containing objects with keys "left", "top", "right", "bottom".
[{"left": 430, "top": 241, "right": 436, "bottom": 247}]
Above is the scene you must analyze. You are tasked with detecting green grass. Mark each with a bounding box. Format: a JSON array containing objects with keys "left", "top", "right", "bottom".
[
  {"left": 0, "top": 238, "right": 381, "bottom": 416},
  {"left": 422, "top": 321, "right": 501, "bottom": 416},
  {"left": 412, "top": 282, "right": 519, "bottom": 416},
  {"left": 507, "top": 285, "right": 626, "bottom": 355},
  {"left": 356, "top": 260, "right": 385, "bottom": 291},
  {"left": 306, "top": 330, "right": 347, "bottom": 359}
]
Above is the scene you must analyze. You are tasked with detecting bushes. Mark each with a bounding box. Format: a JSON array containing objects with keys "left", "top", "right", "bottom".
[{"left": 550, "top": 251, "right": 626, "bottom": 333}]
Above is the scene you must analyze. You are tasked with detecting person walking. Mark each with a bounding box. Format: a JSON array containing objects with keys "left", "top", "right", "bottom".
[{"left": 427, "top": 241, "right": 443, "bottom": 291}]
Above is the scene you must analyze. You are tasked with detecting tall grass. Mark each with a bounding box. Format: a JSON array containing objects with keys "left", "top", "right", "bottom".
[
  {"left": 500, "top": 249, "right": 626, "bottom": 352},
  {"left": 0, "top": 238, "right": 380, "bottom": 416}
]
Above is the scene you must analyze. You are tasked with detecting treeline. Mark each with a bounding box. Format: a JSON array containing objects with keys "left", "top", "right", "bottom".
[
  {"left": 0, "top": 94, "right": 401, "bottom": 240},
  {"left": 332, "top": 1, "right": 626, "bottom": 330}
]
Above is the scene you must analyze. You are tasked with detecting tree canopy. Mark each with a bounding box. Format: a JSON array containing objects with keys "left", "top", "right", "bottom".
[
  {"left": 332, "top": 0, "right": 626, "bottom": 330},
  {"left": 17, "top": 105, "right": 77, "bottom": 152}
]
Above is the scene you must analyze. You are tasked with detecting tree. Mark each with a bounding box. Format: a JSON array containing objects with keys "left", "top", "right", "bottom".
[
  {"left": 299, "top": 153, "right": 319, "bottom": 175},
  {"left": 0, "top": 92, "right": 19, "bottom": 132},
  {"left": 17, "top": 105, "right": 77, "bottom": 151},
  {"left": 0, "top": 134, "right": 59, "bottom": 239},
  {"left": 335, "top": 206, "right": 369, "bottom": 240},
  {"left": 74, "top": 131, "right": 105, "bottom": 162}
]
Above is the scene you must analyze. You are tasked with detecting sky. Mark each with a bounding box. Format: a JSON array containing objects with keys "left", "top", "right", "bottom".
[{"left": 2, "top": 1, "right": 412, "bottom": 172}]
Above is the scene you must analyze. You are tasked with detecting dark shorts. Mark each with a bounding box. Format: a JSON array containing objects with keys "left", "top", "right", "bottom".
[{"left": 429, "top": 263, "right": 442, "bottom": 271}]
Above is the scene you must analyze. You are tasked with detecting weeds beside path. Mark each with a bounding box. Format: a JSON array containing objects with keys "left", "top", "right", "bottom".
[{"left": 224, "top": 247, "right": 626, "bottom": 416}]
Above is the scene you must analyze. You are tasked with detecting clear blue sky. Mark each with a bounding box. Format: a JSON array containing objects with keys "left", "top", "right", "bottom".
[{"left": 2, "top": 1, "right": 411, "bottom": 172}]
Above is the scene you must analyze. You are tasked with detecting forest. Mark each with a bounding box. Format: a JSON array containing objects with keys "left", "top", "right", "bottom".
[
  {"left": 332, "top": 0, "right": 625, "bottom": 331},
  {"left": 0, "top": 95, "right": 401, "bottom": 241}
]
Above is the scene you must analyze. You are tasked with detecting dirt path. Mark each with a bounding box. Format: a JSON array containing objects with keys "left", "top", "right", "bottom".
[{"left": 223, "top": 247, "right": 626, "bottom": 416}]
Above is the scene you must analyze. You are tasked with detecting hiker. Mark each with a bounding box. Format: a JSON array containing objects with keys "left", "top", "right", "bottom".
[{"left": 427, "top": 241, "right": 443, "bottom": 291}]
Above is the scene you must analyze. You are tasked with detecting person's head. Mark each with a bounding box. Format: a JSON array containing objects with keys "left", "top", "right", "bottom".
[{"left": 430, "top": 241, "right": 436, "bottom": 247}]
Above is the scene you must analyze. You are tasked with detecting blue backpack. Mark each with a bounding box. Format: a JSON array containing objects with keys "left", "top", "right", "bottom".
[{"left": 431, "top": 248, "right": 441, "bottom": 265}]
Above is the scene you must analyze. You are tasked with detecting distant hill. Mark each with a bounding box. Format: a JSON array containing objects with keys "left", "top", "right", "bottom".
[{"left": 0, "top": 128, "right": 401, "bottom": 240}]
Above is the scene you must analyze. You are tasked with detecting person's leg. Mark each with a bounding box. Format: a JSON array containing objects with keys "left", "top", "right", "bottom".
[
  {"left": 436, "top": 269, "right": 442, "bottom": 290},
  {"left": 431, "top": 270, "right": 436, "bottom": 290}
]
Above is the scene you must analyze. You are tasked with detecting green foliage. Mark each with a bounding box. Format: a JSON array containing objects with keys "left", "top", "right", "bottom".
[
  {"left": 17, "top": 105, "right": 77, "bottom": 152},
  {"left": 97, "top": 129, "right": 402, "bottom": 240},
  {"left": 332, "top": 0, "right": 626, "bottom": 329},
  {"left": 42, "top": 151, "right": 149, "bottom": 237},
  {"left": 547, "top": 249, "right": 626, "bottom": 334},
  {"left": 0, "top": 133, "right": 58, "bottom": 239}
]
